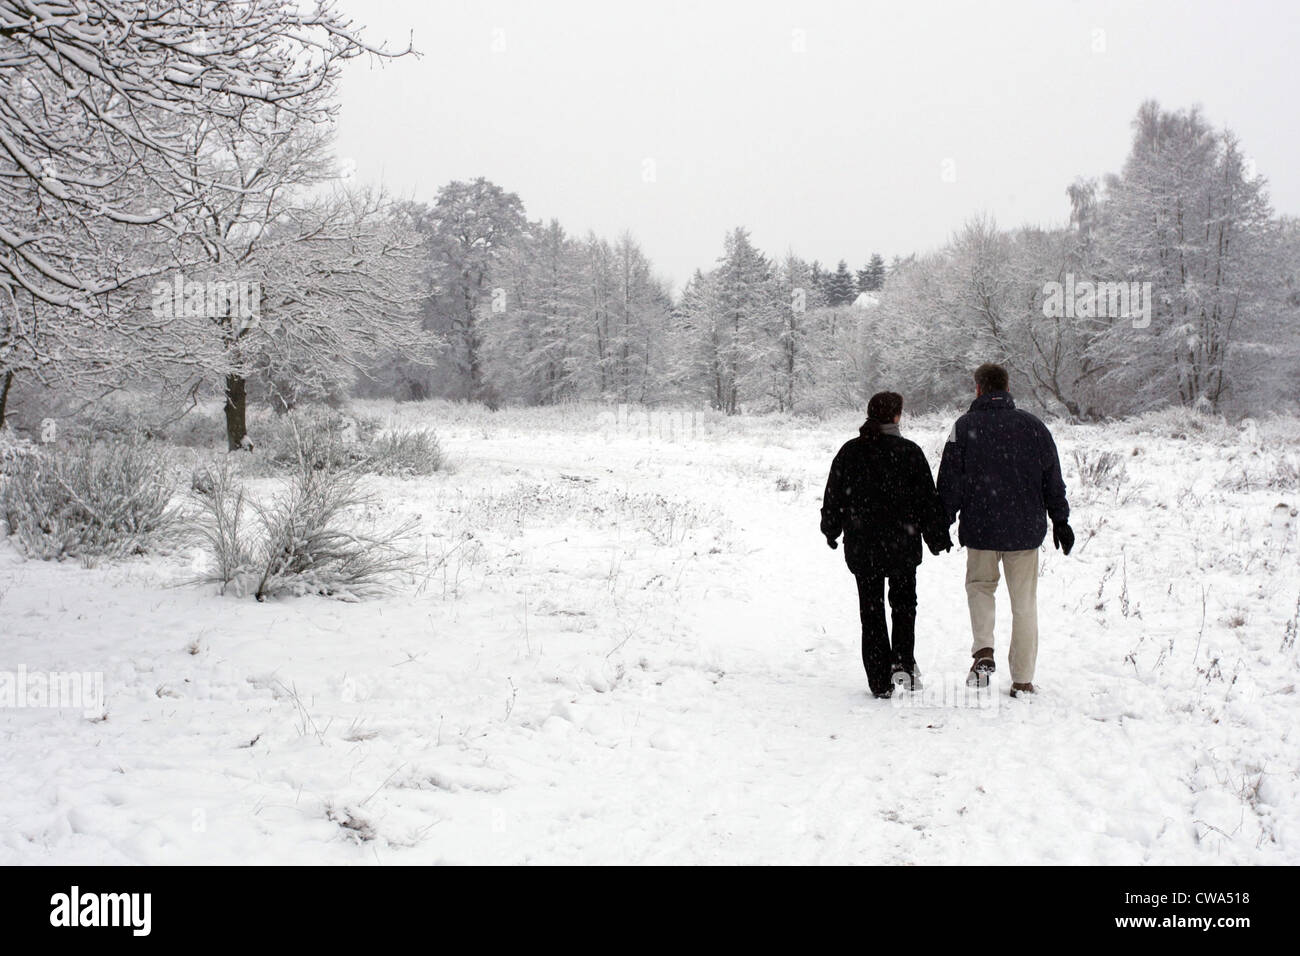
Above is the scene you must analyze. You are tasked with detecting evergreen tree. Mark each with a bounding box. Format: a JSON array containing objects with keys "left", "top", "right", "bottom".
[
  {"left": 608, "top": 233, "right": 671, "bottom": 403},
  {"left": 527, "top": 220, "right": 585, "bottom": 403},
  {"left": 713, "top": 227, "right": 772, "bottom": 413},
  {"left": 828, "top": 259, "right": 857, "bottom": 306},
  {"left": 863, "top": 253, "right": 887, "bottom": 291},
  {"left": 668, "top": 268, "right": 722, "bottom": 405}
]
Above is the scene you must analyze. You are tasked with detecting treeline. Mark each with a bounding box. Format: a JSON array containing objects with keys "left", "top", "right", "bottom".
[
  {"left": 4, "top": 6, "right": 1296, "bottom": 443},
  {"left": 366, "top": 177, "right": 892, "bottom": 413},
  {"left": 374, "top": 100, "right": 1299, "bottom": 419},
  {"left": 871, "top": 102, "right": 1300, "bottom": 418}
]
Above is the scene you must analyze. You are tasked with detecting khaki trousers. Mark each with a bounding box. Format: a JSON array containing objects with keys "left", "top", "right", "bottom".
[{"left": 965, "top": 548, "right": 1039, "bottom": 684}]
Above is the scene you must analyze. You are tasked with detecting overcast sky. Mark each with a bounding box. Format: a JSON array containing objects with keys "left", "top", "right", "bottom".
[{"left": 334, "top": 0, "right": 1299, "bottom": 292}]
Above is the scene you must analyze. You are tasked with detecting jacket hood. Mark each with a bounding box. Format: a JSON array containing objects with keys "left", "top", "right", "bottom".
[{"left": 970, "top": 390, "right": 1016, "bottom": 412}]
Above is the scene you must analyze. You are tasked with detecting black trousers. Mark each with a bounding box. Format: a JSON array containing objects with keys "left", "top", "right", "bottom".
[{"left": 854, "top": 567, "right": 918, "bottom": 695}]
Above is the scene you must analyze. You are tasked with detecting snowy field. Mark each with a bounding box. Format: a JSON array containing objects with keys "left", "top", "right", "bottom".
[{"left": 2, "top": 403, "right": 1298, "bottom": 865}]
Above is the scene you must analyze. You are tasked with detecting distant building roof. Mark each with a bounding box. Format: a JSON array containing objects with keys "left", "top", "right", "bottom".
[{"left": 852, "top": 291, "right": 880, "bottom": 309}]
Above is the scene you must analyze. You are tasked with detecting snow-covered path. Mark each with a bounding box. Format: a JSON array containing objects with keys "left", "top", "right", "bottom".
[
  {"left": 535, "top": 434, "right": 1235, "bottom": 866},
  {"left": 1, "top": 408, "right": 1296, "bottom": 864}
]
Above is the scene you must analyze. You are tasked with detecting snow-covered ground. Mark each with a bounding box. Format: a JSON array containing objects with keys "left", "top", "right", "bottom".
[{"left": 2, "top": 403, "right": 1297, "bottom": 864}]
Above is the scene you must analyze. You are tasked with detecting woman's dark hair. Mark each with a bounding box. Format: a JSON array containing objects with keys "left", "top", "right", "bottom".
[
  {"left": 863, "top": 391, "right": 904, "bottom": 436},
  {"left": 868, "top": 391, "right": 904, "bottom": 422}
]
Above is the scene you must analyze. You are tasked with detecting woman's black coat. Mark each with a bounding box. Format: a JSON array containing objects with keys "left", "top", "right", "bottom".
[{"left": 820, "top": 422, "right": 951, "bottom": 576}]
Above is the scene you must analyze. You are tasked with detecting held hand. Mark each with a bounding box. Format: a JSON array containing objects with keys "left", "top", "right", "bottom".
[{"left": 1052, "top": 520, "right": 1075, "bottom": 556}]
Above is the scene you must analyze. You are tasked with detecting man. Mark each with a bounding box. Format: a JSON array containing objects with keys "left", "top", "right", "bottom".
[
  {"left": 822, "top": 391, "right": 952, "bottom": 699},
  {"left": 936, "top": 363, "right": 1074, "bottom": 697}
]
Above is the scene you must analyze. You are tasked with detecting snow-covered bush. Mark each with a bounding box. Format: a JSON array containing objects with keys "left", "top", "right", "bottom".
[
  {"left": 1119, "top": 407, "right": 1237, "bottom": 444},
  {"left": 1222, "top": 454, "right": 1300, "bottom": 492},
  {"left": 3, "top": 388, "right": 159, "bottom": 444},
  {"left": 164, "top": 409, "right": 227, "bottom": 449},
  {"left": 71, "top": 392, "right": 172, "bottom": 443},
  {"left": 367, "top": 429, "right": 444, "bottom": 476},
  {"left": 189, "top": 460, "right": 255, "bottom": 593},
  {"left": 1072, "top": 448, "right": 1126, "bottom": 490},
  {"left": 1270, "top": 455, "right": 1300, "bottom": 491},
  {"left": 255, "top": 407, "right": 381, "bottom": 471},
  {"left": 251, "top": 463, "right": 418, "bottom": 601},
  {"left": 189, "top": 434, "right": 417, "bottom": 600},
  {"left": 253, "top": 408, "right": 442, "bottom": 477},
  {"left": 0, "top": 437, "right": 179, "bottom": 561},
  {"left": 4, "top": 383, "right": 230, "bottom": 449},
  {"left": 0, "top": 429, "right": 40, "bottom": 476}
]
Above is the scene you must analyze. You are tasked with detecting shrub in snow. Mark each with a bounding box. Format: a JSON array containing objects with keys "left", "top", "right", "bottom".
[
  {"left": 5, "top": 384, "right": 231, "bottom": 448},
  {"left": 253, "top": 407, "right": 443, "bottom": 478},
  {"left": 0, "top": 437, "right": 178, "bottom": 561},
  {"left": 72, "top": 392, "right": 173, "bottom": 443},
  {"left": 251, "top": 463, "right": 417, "bottom": 601},
  {"left": 1120, "top": 406, "right": 1237, "bottom": 444},
  {"left": 190, "top": 442, "right": 417, "bottom": 601},
  {"left": 254, "top": 407, "right": 384, "bottom": 471},
  {"left": 1071, "top": 448, "right": 1126, "bottom": 490},
  {"left": 0, "top": 430, "right": 40, "bottom": 476},
  {"left": 189, "top": 460, "right": 256, "bottom": 592},
  {"left": 163, "top": 409, "right": 227, "bottom": 449},
  {"left": 366, "top": 429, "right": 444, "bottom": 476},
  {"left": 1222, "top": 455, "right": 1300, "bottom": 493},
  {"left": 1270, "top": 456, "right": 1300, "bottom": 491},
  {"left": 50, "top": 391, "right": 208, "bottom": 445}
]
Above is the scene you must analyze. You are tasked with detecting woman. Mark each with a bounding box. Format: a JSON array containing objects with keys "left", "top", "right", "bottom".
[{"left": 820, "top": 392, "right": 951, "bottom": 698}]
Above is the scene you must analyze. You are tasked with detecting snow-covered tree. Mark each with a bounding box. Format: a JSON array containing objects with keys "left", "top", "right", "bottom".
[
  {"left": 605, "top": 233, "right": 670, "bottom": 403},
  {"left": 827, "top": 259, "right": 857, "bottom": 306},
  {"left": 761, "top": 254, "right": 815, "bottom": 412},
  {"left": 244, "top": 191, "right": 430, "bottom": 419},
  {"left": 1091, "top": 101, "right": 1274, "bottom": 412},
  {"left": 666, "top": 267, "right": 722, "bottom": 406},
  {"left": 525, "top": 220, "right": 586, "bottom": 403},
  {"left": 427, "top": 178, "right": 527, "bottom": 402},
  {"left": 0, "top": 0, "right": 405, "bottom": 423},
  {"left": 713, "top": 228, "right": 772, "bottom": 413},
  {"left": 858, "top": 253, "right": 887, "bottom": 293}
]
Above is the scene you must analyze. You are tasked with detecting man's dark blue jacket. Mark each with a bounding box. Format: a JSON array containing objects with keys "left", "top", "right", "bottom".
[{"left": 936, "top": 390, "right": 1069, "bottom": 552}]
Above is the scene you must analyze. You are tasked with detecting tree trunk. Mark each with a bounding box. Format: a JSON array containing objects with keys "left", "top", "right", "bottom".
[
  {"left": 225, "top": 373, "right": 249, "bottom": 451},
  {"left": 0, "top": 369, "right": 12, "bottom": 429}
]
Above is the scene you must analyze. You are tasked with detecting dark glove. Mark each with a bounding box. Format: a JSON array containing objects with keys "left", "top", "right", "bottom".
[
  {"left": 826, "top": 535, "right": 838, "bottom": 550},
  {"left": 1052, "top": 520, "right": 1074, "bottom": 556},
  {"left": 927, "top": 532, "right": 952, "bottom": 556}
]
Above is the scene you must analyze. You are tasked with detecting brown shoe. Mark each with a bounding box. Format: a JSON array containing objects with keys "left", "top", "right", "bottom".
[
  {"left": 1010, "top": 682, "right": 1035, "bottom": 697},
  {"left": 966, "top": 647, "right": 995, "bottom": 688}
]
